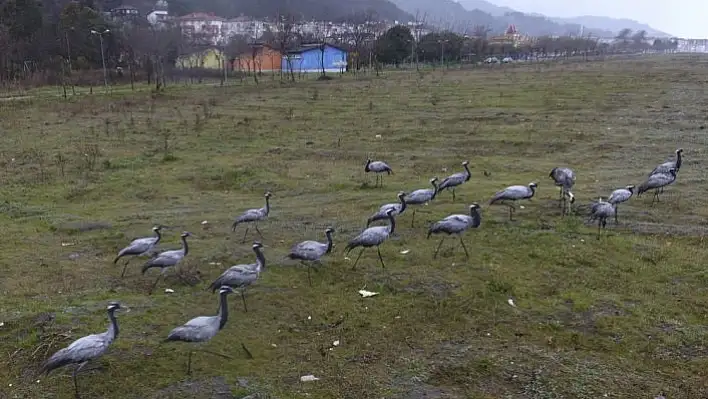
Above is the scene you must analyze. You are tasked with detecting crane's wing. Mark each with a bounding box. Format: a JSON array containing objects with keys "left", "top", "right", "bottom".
[
  {"left": 438, "top": 173, "right": 464, "bottom": 189},
  {"left": 210, "top": 267, "right": 258, "bottom": 290},
  {"left": 289, "top": 241, "right": 325, "bottom": 260},
  {"left": 235, "top": 208, "right": 263, "bottom": 223},
  {"left": 167, "top": 320, "right": 219, "bottom": 342},
  {"left": 146, "top": 250, "right": 183, "bottom": 266},
  {"left": 650, "top": 161, "right": 674, "bottom": 176}
]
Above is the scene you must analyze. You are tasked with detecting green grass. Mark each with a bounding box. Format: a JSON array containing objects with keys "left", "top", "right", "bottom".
[{"left": 2, "top": 54, "right": 708, "bottom": 398}]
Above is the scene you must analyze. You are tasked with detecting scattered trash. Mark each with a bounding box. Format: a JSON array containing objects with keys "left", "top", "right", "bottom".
[
  {"left": 208, "top": 262, "right": 222, "bottom": 266},
  {"left": 201, "top": 220, "right": 208, "bottom": 225},
  {"left": 519, "top": 206, "right": 525, "bottom": 209},
  {"left": 400, "top": 249, "right": 410, "bottom": 254},
  {"left": 442, "top": 167, "right": 448, "bottom": 172},
  {"left": 61, "top": 243, "right": 75, "bottom": 247},
  {"left": 307, "top": 316, "right": 312, "bottom": 320},
  {"left": 0, "top": 322, "right": 4, "bottom": 327},
  {"left": 271, "top": 343, "right": 277, "bottom": 348},
  {"left": 165, "top": 288, "right": 174, "bottom": 294},
  {"left": 508, "top": 298, "right": 516, "bottom": 307},
  {"left": 300, "top": 375, "right": 320, "bottom": 382},
  {"left": 394, "top": 316, "right": 401, "bottom": 319},
  {"left": 375, "top": 134, "right": 382, "bottom": 139},
  {"left": 333, "top": 340, "right": 340, "bottom": 346},
  {"left": 580, "top": 239, "right": 585, "bottom": 243},
  {"left": 344, "top": 256, "right": 351, "bottom": 261},
  {"left": 359, "top": 290, "right": 379, "bottom": 298}
]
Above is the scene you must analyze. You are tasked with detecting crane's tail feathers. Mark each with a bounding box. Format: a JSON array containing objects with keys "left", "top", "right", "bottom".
[
  {"left": 113, "top": 255, "right": 121, "bottom": 264},
  {"left": 141, "top": 263, "right": 154, "bottom": 275},
  {"left": 40, "top": 354, "right": 72, "bottom": 376}
]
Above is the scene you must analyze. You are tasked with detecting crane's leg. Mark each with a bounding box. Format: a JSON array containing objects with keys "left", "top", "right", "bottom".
[
  {"left": 351, "top": 248, "right": 365, "bottom": 270},
  {"left": 73, "top": 361, "right": 89, "bottom": 398},
  {"left": 597, "top": 219, "right": 602, "bottom": 240},
  {"left": 186, "top": 351, "right": 193, "bottom": 375},
  {"left": 241, "top": 343, "right": 254, "bottom": 359},
  {"left": 458, "top": 236, "right": 470, "bottom": 259},
  {"left": 304, "top": 261, "right": 313, "bottom": 287},
  {"left": 451, "top": 188, "right": 456, "bottom": 202},
  {"left": 241, "top": 290, "right": 248, "bottom": 312},
  {"left": 148, "top": 273, "right": 163, "bottom": 295},
  {"left": 433, "top": 237, "right": 445, "bottom": 259},
  {"left": 558, "top": 187, "right": 564, "bottom": 208},
  {"left": 614, "top": 206, "right": 619, "bottom": 224},
  {"left": 508, "top": 204, "right": 515, "bottom": 221},
  {"left": 202, "top": 349, "right": 234, "bottom": 359},
  {"left": 254, "top": 223, "right": 264, "bottom": 239},
  {"left": 411, "top": 209, "right": 416, "bottom": 228},
  {"left": 241, "top": 227, "right": 250, "bottom": 244},
  {"left": 376, "top": 247, "right": 386, "bottom": 269},
  {"left": 120, "top": 258, "right": 132, "bottom": 278}
]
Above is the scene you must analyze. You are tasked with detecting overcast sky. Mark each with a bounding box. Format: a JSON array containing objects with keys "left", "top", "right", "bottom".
[{"left": 490, "top": 0, "right": 707, "bottom": 38}]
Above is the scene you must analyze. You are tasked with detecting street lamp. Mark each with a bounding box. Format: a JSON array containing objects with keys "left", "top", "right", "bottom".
[
  {"left": 91, "top": 29, "right": 110, "bottom": 92},
  {"left": 437, "top": 39, "right": 449, "bottom": 67}
]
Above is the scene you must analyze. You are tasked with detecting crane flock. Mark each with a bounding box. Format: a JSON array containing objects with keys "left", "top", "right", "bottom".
[{"left": 39, "top": 150, "right": 685, "bottom": 397}]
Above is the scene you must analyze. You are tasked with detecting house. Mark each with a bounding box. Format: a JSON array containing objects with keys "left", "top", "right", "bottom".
[
  {"left": 176, "top": 48, "right": 226, "bottom": 70},
  {"left": 177, "top": 12, "right": 226, "bottom": 45},
  {"left": 111, "top": 5, "right": 140, "bottom": 18},
  {"left": 488, "top": 24, "right": 533, "bottom": 48},
  {"left": 281, "top": 43, "right": 348, "bottom": 74},
  {"left": 233, "top": 44, "right": 282, "bottom": 73},
  {"left": 147, "top": 0, "right": 170, "bottom": 26}
]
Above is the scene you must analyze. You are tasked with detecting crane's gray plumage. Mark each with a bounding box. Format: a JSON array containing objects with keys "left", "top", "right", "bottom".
[
  {"left": 164, "top": 286, "right": 242, "bottom": 374},
  {"left": 427, "top": 204, "right": 481, "bottom": 259},
  {"left": 637, "top": 169, "right": 677, "bottom": 205},
  {"left": 366, "top": 191, "right": 407, "bottom": 227},
  {"left": 436, "top": 161, "right": 471, "bottom": 202},
  {"left": 561, "top": 190, "right": 576, "bottom": 217},
  {"left": 208, "top": 242, "right": 265, "bottom": 312},
  {"left": 232, "top": 192, "right": 272, "bottom": 243},
  {"left": 405, "top": 177, "right": 438, "bottom": 227},
  {"left": 286, "top": 228, "right": 334, "bottom": 287},
  {"left": 607, "top": 185, "right": 634, "bottom": 223},
  {"left": 650, "top": 148, "right": 683, "bottom": 176},
  {"left": 142, "top": 232, "right": 191, "bottom": 294},
  {"left": 549, "top": 167, "right": 576, "bottom": 209},
  {"left": 41, "top": 302, "right": 121, "bottom": 398},
  {"left": 489, "top": 182, "right": 537, "bottom": 221},
  {"left": 113, "top": 225, "right": 163, "bottom": 278},
  {"left": 588, "top": 200, "right": 616, "bottom": 239},
  {"left": 365, "top": 158, "right": 393, "bottom": 187},
  {"left": 345, "top": 208, "right": 395, "bottom": 270}
]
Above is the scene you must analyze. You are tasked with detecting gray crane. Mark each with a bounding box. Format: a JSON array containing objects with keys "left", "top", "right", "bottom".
[
  {"left": 561, "top": 190, "right": 576, "bottom": 217},
  {"left": 405, "top": 177, "right": 438, "bottom": 227},
  {"left": 345, "top": 208, "right": 395, "bottom": 270},
  {"left": 40, "top": 302, "right": 122, "bottom": 399},
  {"left": 113, "top": 225, "right": 164, "bottom": 278},
  {"left": 232, "top": 192, "right": 272, "bottom": 243},
  {"left": 365, "top": 158, "right": 393, "bottom": 187},
  {"left": 286, "top": 227, "right": 334, "bottom": 287},
  {"left": 489, "top": 182, "right": 537, "bottom": 221},
  {"left": 427, "top": 204, "right": 481, "bottom": 259},
  {"left": 436, "top": 161, "right": 471, "bottom": 202},
  {"left": 208, "top": 242, "right": 265, "bottom": 312},
  {"left": 366, "top": 191, "right": 407, "bottom": 227},
  {"left": 637, "top": 168, "right": 677, "bottom": 205},
  {"left": 607, "top": 185, "right": 635, "bottom": 223},
  {"left": 588, "top": 200, "right": 616, "bottom": 239},
  {"left": 164, "top": 286, "right": 248, "bottom": 375},
  {"left": 649, "top": 148, "right": 683, "bottom": 194},
  {"left": 141, "top": 231, "right": 192, "bottom": 295},
  {"left": 549, "top": 167, "right": 576, "bottom": 208}
]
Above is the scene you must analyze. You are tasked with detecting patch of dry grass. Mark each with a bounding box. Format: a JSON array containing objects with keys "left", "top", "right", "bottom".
[{"left": 2, "top": 55, "right": 708, "bottom": 398}]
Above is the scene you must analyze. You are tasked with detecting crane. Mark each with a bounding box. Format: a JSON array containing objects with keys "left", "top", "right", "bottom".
[
  {"left": 436, "top": 161, "right": 471, "bottom": 202},
  {"left": 364, "top": 159, "right": 393, "bottom": 187},
  {"left": 141, "top": 232, "right": 192, "bottom": 295},
  {"left": 607, "top": 185, "right": 634, "bottom": 223},
  {"left": 427, "top": 204, "right": 482, "bottom": 259},
  {"left": 489, "top": 182, "right": 537, "bottom": 221},
  {"left": 113, "top": 225, "right": 164, "bottom": 278},
  {"left": 549, "top": 167, "right": 576, "bottom": 209},
  {"left": 366, "top": 191, "right": 407, "bottom": 227},
  {"left": 405, "top": 177, "right": 438, "bottom": 227},
  {"left": 637, "top": 169, "right": 677, "bottom": 205},
  {"left": 232, "top": 192, "right": 272, "bottom": 243},
  {"left": 208, "top": 242, "right": 265, "bottom": 312},
  {"left": 40, "top": 302, "right": 122, "bottom": 399},
  {"left": 345, "top": 208, "right": 396, "bottom": 270},
  {"left": 286, "top": 227, "right": 334, "bottom": 286}
]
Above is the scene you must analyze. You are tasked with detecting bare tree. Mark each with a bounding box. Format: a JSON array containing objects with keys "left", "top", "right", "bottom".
[
  {"left": 342, "top": 10, "right": 379, "bottom": 74},
  {"left": 271, "top": 13, "right": 299, "bottom": 82}
]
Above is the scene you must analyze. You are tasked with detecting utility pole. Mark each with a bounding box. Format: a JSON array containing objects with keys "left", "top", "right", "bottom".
[{"left": 91, "top": 29, "right": 110, "bottom": 93}]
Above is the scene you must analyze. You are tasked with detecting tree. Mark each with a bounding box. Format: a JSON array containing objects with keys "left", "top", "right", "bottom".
[
  {"left": 342, "top": 10, "right": 380, "bottom": 72},
  {"left": 270, "top": 13, "right": 300, "bottom": 81},
  {"left": 374, "top": 25, "right": 413, "bottom": 66},
  {"left": 471, "top": 25, "right": 491, "bottom": 39}
]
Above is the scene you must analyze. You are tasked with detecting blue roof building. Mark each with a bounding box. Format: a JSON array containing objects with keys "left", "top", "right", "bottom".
[{"left": 282, "top": 43, "right": 348, "bottom": 74}]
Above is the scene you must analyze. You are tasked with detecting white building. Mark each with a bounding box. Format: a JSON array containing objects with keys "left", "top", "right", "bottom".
[
  {"left": 177, "top": 12, "right": 226, "bottom": 45},
  {"left": 147, "top": 0, "right": 170, "bottom": 25}
]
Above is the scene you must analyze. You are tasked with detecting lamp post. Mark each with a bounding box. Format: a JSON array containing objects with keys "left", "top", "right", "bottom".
[
  {"left": 438, "top": 39, "right": 449, "bottom": 67},
  {"left": 91, "top": 29, "right": 110, "bottom": 92}
]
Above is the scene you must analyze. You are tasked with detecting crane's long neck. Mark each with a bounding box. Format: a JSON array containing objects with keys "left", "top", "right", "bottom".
[
  {"left": 325, "top": 231, "right": 333, "bottom": 253},
  {"left": 154, "top": 229, "right": 162, "bottom": 243},
  {"left": 365, "top": 160, "right": 371, "bottom": 172},
  {"left": 529, "top": 185, "right": 536, "bottom": 197},
  {"left": 106, "top": 310, "right": 119, "bottom": 340},
  {"left": 181, "top": 236, "right": 189, "bottom": 256},
  {"left": 387, "top": 214, "right": 396, "bottom": 235},
  {"left": 430, "top": 181, "right": 438, "bottom": 200},
  {"left": 676, "top": 151, "right": 682, "bottom": 170},
  {"left": 218, "top": 292, "right": 229, "bottom": 330},
  {"left": 463, "top": 164, "right": 471, "bottom": 181},
  {"left": 470, "top": 207, "right": 481, "bottom": 226},
  {"left": 264, "top": 196, "right": 270, "bottom": 215},
  {"left": 398, "top": 195, "right": 407, "bottom": 213},
  {"left": 254, "top": 247, "right": 266, "bottom": 271}
]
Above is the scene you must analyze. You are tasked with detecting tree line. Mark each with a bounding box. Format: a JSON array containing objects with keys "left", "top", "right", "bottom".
[{"left": 0, "top": 0, "right": 680, "bottom": 89}]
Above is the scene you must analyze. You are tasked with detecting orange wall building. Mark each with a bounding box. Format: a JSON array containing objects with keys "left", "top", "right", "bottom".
[{"left": 233, "top": 44, "right": 282, "bottom": 73}]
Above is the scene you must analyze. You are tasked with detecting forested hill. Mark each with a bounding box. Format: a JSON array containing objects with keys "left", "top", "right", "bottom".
[{"left": 97, "top": 0, "right": 414, "bottom": 21}]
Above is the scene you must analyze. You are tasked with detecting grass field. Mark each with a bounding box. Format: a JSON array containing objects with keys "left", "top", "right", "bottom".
[{"left": 2, "top": 55, "right": 708, "bottom": 399}]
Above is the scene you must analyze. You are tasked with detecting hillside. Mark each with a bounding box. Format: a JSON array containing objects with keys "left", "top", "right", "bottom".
[
  {"left": 550, "top": 15, "right": 671, "bottom": 37},
  {"left": 391, "top": 0, "right": 613, "bottom": 37},
  {"left": 453, "top": 0, "right": 670, "bottom": 37}
]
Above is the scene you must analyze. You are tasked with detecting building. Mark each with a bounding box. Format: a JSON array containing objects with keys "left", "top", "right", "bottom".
[
  {"left": 111, "top": 5, "right": 140, "bottom": 18},
  {"left": 178, "top": 12, "right": 226, "bottom": 45},
  {"left": 233, "top": 44, "right": 282, "bottom": 73},
  {"left": 176, "top": 48, "right": 226, "bottom": 70},
  {"left": 282, "top": 44, "right": 348, "bottom": 73},
  {"left": 147, "top": 0, "right": 171, "bottom": 26},
  {"left": 488, "top": 24, "right": 533, "bottom": 48}
]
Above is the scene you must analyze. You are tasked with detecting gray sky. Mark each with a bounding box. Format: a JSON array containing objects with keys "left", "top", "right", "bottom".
[{"left": 490, "top": 0, "right": 707, "bottom": 38}]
